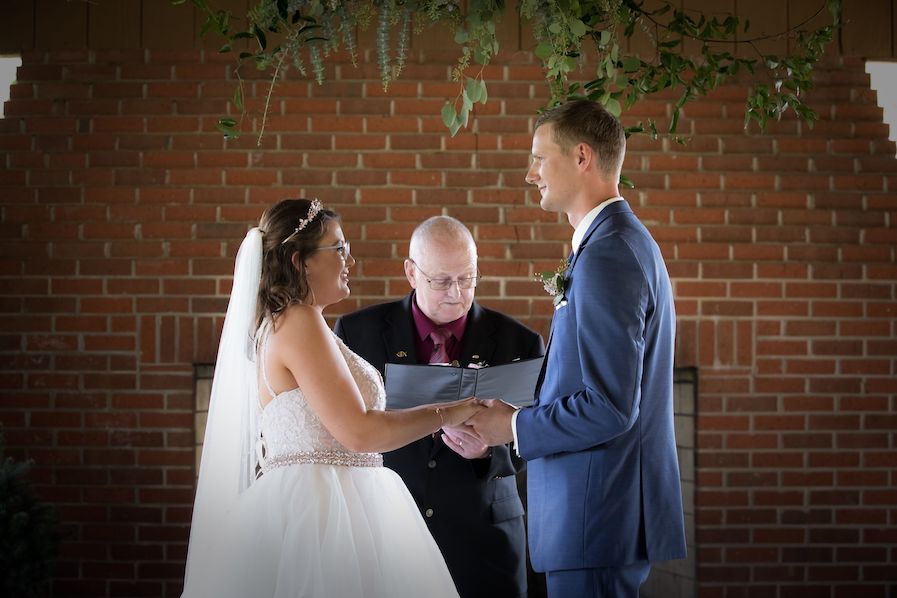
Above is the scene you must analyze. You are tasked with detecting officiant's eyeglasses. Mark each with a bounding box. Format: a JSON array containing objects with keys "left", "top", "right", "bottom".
[
  {"left": 314, "top": 241, "right": 351, "bottom": 260},
  {"left": 410, "top": 259, "right": 481, "bottom": 291}
]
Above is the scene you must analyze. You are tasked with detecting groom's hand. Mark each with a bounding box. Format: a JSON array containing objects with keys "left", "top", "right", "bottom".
[
  {"left": 441, "top": 425, "right": 490, "bottom": 459},
  {"left": 467, "top": 399, "right": 515, "bottom": 446}
]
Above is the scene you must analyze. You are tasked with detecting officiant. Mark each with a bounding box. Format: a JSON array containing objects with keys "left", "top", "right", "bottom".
[{"left": 334, "top": 216, "right": 545, "bottom": 598}]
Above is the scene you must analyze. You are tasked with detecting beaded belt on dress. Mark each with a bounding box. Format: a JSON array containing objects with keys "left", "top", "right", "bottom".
[{"left": 261, "top": 450, "right": 383, "bottom": 473}]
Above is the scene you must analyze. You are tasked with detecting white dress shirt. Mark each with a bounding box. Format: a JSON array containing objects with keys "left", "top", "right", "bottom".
[{"left": 510, "top": 196, "right": 625, "bottom": 454}]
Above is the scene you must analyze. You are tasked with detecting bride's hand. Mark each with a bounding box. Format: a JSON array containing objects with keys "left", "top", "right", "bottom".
[{"left": 438, "top": 397, "right": 483, "bottom": 427}]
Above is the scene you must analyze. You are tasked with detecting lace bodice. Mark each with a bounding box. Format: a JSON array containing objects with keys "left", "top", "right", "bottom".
[{"left": 258, "top": 327, "right": 386, "bottom": 461}]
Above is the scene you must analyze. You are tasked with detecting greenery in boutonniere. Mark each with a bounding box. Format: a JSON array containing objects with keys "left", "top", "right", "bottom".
[{"left": 538, "top": 258, "right": 570, "bottom": 308}]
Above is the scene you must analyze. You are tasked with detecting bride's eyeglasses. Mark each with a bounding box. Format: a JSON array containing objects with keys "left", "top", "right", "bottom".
[
  {"left": 315, "top": 241, "right": 351, "bottom": 260},
  {"left": 409, "top": 259, "right": 481, "bottom": 291}
]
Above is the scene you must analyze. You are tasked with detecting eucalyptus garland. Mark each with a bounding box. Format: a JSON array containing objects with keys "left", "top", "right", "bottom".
[{"left": 172, "top": 0, "right": 841, "bottom": 145}]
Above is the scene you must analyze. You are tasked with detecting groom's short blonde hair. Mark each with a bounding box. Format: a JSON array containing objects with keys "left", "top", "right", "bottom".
[{"left": 535, "top": 99, "right": 625, "bottom": 180}]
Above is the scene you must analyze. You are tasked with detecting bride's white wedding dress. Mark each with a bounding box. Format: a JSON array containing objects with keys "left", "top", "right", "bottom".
[{"left": 183, "top": 326, "right": 459, "bottom": 598}]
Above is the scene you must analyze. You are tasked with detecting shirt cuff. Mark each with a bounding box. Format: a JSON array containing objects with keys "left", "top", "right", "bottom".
[{"left": 511, "top": 408, "right": 521, "bottom": 457}]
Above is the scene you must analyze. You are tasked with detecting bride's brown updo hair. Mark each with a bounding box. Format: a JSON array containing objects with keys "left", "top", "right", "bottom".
[{"left": 257, "top": 198, "right": 340, "bottom": 326}]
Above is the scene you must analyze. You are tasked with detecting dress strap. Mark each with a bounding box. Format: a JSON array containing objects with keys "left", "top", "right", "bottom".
[{"left": 258, "top": 321, "right": 279, "bottom": 399}]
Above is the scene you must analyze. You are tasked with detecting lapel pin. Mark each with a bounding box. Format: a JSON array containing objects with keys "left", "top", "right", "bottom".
[{"left": 396, "top": 351, "right": 407, "bottom": 358}]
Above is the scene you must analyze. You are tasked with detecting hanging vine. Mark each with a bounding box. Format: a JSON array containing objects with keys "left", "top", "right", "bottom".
[{"left": 171, "top": 0, "right": 841, "bottom": 145}]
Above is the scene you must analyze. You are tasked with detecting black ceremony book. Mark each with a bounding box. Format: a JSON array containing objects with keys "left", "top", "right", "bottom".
[{"left": 384, "top": 356, "right": 544, "bottom": 410}]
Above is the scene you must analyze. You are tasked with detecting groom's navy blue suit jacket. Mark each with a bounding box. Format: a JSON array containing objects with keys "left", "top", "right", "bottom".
[{"left": 517, "top": 200, "right": 687, "bottom": 572}]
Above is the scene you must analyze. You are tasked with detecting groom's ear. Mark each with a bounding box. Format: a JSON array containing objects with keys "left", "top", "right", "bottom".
[{"left": 575, "top": 143, "right": 594, "bottom": 170}]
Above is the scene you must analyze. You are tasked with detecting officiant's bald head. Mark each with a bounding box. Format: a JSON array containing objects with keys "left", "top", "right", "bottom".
[{"left": 405, "top": 216, "right": 479, "bottom": 325}]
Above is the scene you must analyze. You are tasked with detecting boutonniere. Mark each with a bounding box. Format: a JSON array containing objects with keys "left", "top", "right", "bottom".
[
  {"left": 467, "top": 361, "right": 488, "bottom": 369},
  {"left": 537, "top": 258, "right": 570, "bottom": 308}
]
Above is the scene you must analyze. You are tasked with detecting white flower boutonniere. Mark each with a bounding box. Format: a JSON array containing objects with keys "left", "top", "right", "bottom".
[{"left": 537, "top": 258, "right": 570, "bottom": 308}]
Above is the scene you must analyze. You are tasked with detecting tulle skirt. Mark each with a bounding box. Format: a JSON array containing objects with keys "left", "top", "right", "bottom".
[{"left": 182, "top": 463, "right": 459, "bottom": 598}]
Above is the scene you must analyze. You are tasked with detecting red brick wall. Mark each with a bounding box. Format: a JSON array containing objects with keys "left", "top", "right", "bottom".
[{"left": 1, "top": 45, "right": 895, "bottom": 597}]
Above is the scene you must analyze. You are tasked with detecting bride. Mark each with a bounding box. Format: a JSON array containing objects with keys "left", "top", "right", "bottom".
[{"left": 181, "top": 198, "right": 479, "bottom": 597}]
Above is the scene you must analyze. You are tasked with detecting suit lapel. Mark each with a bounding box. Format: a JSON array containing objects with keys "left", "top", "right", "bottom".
[
  {"left": 568, "top": 199, "right": 632, "bottom": 272},
  {"left": 387, "top": 293, "right": 440, "bottom": 455},
  {"left": 458, "top": 302, "right": 497, "bottom": 367},
  {"left": 382, "top": 294, "right": 419, "bottom": 366},
  {"left": 534, "top": 200, "right": 633, "bottom": 405}
]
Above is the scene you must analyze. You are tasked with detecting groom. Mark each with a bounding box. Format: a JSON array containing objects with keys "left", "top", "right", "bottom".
[{"left": 469, "top": 100, "right": 687, "bottom": 597}]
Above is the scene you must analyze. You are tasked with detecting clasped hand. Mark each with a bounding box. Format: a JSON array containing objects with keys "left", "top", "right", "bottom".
[{"left": 439, "top": 398, "right": 517, "bottom": 459}]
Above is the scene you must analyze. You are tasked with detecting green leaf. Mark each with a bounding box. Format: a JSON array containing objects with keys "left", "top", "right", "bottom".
[
  {"left": 605, "top": 97, "right": 622, "bottom": 117},
  {"left": 253, "top": 25, "right": 267, "bottom": 50},
  {"left": 441, "top": 102, "right": 456, "bottom": 129},
  {"left": 624, "top": 123, "right": 644, "bottom": 137},
  {"left": 622, "top": 56, "right": 640, "bottom": 73},
  {"left": 233, "top": 86, "right": 243, "bottom": 110},
  {"left": 570, "top": 19, "right": 587, "bottom": 37},
  {"left": 216, "top": 118, "right": 239, "bottom": 139},
  {"left": 535, "top": 43, "right": 553, "bottom": 59},
  {"left": 479, "top": 80, "right": 488, "bottom": 104},
  {"left": 619, "top": 174, "right": 635, "bottom": 189},
  {"left": 454, "top": 28, "right": 469, "bottom": 44},
  {"left": 465, "top": 77, "right": 481, "bottom": 103},
  {"left": 825, "top": 0, "right": 842, "bottom": 24},
  {"left": 462, "top": 89, "right": 473, "bottom": 113},
  {"left": 605, "top": 59, "right": 616, "bottom": 80}
]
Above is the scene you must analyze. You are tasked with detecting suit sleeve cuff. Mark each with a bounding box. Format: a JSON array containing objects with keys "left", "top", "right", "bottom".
[{"left": 511, "top": 408, "right": 521, "bottom": 457}]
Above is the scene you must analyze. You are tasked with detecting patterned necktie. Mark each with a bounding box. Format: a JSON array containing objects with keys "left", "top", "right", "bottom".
[{"left": 428, "top": 328, "right": 452, "bottom": 364}]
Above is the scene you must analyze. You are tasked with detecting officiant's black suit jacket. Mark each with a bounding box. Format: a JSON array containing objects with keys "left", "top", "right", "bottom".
[{"left": 334, "top": 293, "right": 544, "bottom": 598}]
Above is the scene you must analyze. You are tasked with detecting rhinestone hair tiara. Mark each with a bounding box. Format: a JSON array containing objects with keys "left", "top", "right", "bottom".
[{"left": 281, "top": 198, "right": 323, "bottom": 246}]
